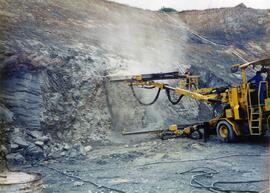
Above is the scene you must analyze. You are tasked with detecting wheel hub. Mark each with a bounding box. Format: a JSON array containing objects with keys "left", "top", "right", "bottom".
[{"left": 219, "top": 125, "right": 228, "bottom": 138}]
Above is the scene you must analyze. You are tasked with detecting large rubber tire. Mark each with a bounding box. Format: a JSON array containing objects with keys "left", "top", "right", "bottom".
[{"left": 216, "top": 120, "right": 236, "bottom": 143}]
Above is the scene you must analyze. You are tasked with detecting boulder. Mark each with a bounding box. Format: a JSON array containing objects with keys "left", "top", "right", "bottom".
[
  {"left": 49, "top": 151, "right": 62, "bottom": 159},
  {"left": 6, "top": 153, "right": 25, "bottom": 165},
  {"left": 28, "top": 131, "right": 43, "bottom": 139},
  {"left": 24, "top": 144, "right": 44, "bottom": 161},
  {"left": 10, "top": 143, "right": 19, "bottom": 152},
  {"left": 28, "top": 131, "right": 50, "bottom": 143},
  {"left": 35, "top": 141, "right": 44, "bottom": 147},
  {"left": 84, "top": 145, "right": 92, "bottom": 152},
  {"left": 69, "top": 143, "right": 86, "bottom": 157},
  {"left": 56, "top": 131, "right": 62, "bottom": 139},
  {"left": 13, "top": 136, "right": 29, "bottom": 148},
  {"left": 39, "top": 136, "right": 50, "bottom": 143},
  {"left": 74, "top": 143, "right": 86, "bottom": 156},
  {"left": 63, "top": 143, "right": 71, "bottom": 151}
]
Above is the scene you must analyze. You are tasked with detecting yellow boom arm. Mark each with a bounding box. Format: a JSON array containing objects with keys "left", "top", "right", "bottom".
[
  {"left": 109, "top": 70, "right": 228, "bottom": 105},
  {"left": 131, "top": 80, "right": 227, "bottom": 104}
]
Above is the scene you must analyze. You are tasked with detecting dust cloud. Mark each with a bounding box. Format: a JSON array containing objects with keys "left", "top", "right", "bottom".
[
  {"left": 91, "top": 9, "right": 194, "bottom": 135},
  {"left": 97, "top": 11, "right": 188, "bottom": 75}
]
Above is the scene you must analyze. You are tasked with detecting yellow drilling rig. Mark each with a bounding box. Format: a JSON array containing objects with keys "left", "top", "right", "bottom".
[{"left": 110, "top": 58, "right": 270, "bottom": 142}]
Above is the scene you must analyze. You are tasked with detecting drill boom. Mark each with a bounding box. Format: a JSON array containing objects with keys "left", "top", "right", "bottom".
[{"left": 109, "top": 71, "right": 186, "bottom": 82}]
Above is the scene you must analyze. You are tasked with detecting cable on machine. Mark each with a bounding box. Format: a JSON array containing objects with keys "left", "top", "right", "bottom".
[
  {"left": 165, "top": 88, "right": 183, "bottom": 105},
  {"left": 130, "top": 84, "right": 161, "bottom": 106}
]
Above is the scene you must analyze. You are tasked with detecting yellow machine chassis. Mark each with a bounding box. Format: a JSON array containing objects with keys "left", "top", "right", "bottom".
[{"left": 111, "top": 58, "right": 270, "bottom": 141}]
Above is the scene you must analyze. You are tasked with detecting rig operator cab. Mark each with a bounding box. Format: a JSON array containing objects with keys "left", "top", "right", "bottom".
[{"left": 221, "top": 58, "right": 270, "bottom": 142}]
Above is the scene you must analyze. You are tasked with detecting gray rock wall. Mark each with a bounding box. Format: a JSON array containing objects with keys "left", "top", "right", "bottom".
[{"left": 0, "top": 64, "right": 42, "bottom": 130}]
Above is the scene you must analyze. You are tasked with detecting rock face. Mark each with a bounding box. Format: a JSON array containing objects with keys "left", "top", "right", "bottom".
[
  {"left": 0, "top": 63, "right": 43, "bottom": 130},
  {"left": 179, "top": 4, "right": 270, "bottom": 61},
  {"left": 0, "top": 0, "right": 269, "bottom": 162}
]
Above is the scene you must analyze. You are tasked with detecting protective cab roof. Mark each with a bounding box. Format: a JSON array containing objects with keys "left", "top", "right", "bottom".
[{"left": 231, "top": 58, "right": 270, "bottom": 73}]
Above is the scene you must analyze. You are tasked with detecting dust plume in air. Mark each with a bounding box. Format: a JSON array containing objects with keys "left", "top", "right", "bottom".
[
  {"left": 97, "top": 10, "right": 189, "bottom": 74},
  {"left": 93, "top": 9, "right": 192, "bottom": 133}
]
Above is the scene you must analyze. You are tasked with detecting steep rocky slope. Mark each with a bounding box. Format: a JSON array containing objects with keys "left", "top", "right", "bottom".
[
  {"left": 0, "top": 0, "right": 269, "bottom": 163},
  {"left": 179, "top": 5, "right": 270, "bottom": 62}
]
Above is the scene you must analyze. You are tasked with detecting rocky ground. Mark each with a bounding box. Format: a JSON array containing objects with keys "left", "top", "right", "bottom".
[
  {"left": 0, "top": 0, "right": 269, "bottom": 192},
  {"left": 16, "top": 136, "right": 269, "bottom": 193}
]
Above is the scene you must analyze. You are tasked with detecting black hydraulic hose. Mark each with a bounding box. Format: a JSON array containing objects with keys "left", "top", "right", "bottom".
[
  {"left": 165, "top": 88, "right": 184, "bottom": 105},
  {"left": 130, "top": 84, "right": 161, "bottom": 106},
  {"left": 179, "top": 167, "right": 267, "bottom": 193}
]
